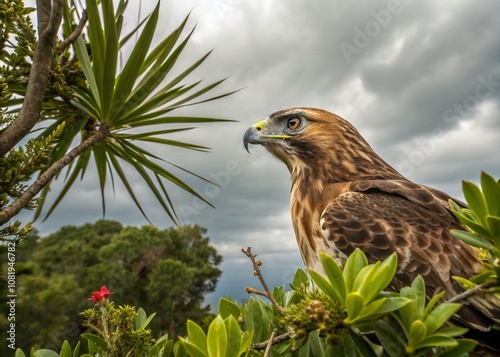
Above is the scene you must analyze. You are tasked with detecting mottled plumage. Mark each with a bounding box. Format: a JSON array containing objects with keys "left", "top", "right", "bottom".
[{"left": 243, "top": 107, "right": 500, "bottom": 350}]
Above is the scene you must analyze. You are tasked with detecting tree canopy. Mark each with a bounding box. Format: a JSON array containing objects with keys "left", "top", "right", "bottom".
[{"left": 0, "top": 220, "right": 222, "bottom": 354}]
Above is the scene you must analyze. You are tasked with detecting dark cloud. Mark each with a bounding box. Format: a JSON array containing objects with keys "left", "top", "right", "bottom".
[{"left": 20, "top": 0, "right": 500, "bottom": 305}]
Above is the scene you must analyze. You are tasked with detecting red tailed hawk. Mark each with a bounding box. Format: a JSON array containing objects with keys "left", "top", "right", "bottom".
[{"left": 243, "top": 107, "right": 499, "bottom": 350}]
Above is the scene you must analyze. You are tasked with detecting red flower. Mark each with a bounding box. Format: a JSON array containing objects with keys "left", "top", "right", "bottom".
[{"left": 89, "top": 286, "right": 112, "bottom": 303}]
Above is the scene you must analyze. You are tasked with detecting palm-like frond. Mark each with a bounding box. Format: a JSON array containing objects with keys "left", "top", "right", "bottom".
[{"left": 27, "top": 0, "right": 237, "bottom": 222}]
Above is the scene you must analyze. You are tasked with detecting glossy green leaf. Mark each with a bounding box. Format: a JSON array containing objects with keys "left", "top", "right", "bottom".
[
  {"left": 437, "top": 326, "right": 468, "bottom": 337},
  {"left": 111, "top": 3, "right": 160, "bottom": 121},
  {"left": 319, "top": 252, "right": 346, "bottom": 302},
  {"left": 342, "top": 248, "right": 368, "bottom": 293},
  {"left": 150, "top": 334, "right": 173, "bottom": 357},
  {"left": 138, "top": 15, "right": 191, "bottom": 84},
  {"left": 138, "top": 312, "right": 156, "bottom": 330},
  {"left": 451, "top": 229, "right": 495, "bottom": 250},
  {"left": 363, "top": 253, "right": 397, "bottom": 303},
  {"left": 86, "top": 0, "right": 105, "bottom": 82},
  {"left": 450, "top": 207, "right": 493, "bottom": 238},
  {"left": 398, "top": 291, "right": 418, "bottom": 331},
  {"left": 240, "top": 330, "right": 254, "bottom": 356},
  {"left": 354, "top": 263, "right": 378, "bottom": 297},
  {"left": 307, "top": 269, "right": 342, "bottom": 303},
  {"left": 74, "top": 34, "right": 101, "bottom": 106},
  {"left": 374, "top": 317, "right": 408, "bottom": 357},
  {"left": 174, "top": 340, "right": 188, "bottom": 357},
  {"left": 424, "top": 303, "right": 461, "bottom": 335},
  {"left": 435, "top": 339, "right": 477, "bottom": 357},
  {"left": 105, "top": 147, "right": 153, "bottom": 221},
  {"left": 60, "top": 340, "right": 71, "bottom": 357},
  {"left": 423, "top": 291, "right": 445, "bottom": 319},
  {"left": 242, "top": 297, "right": 273, "bottom": 343},
  {"left": 187, "top": 320, "right": 208, "bottom": 355},
  {"left": 134, "top": 307, "right": 147, "bottom": 329},
  {"left": 292, "top": 268, "right": 309, "bottom": 289},
  {"left": 224, "top": 316, "right": 242, "bottom": 357},
  {"left": 408, "top": 320, "right": 427, "bottom": 350},
  {"left": 462, "top": 180, "right": 488, "bottom": 225},
  {"left": 345, "top": 292, "right": 364, "bottom": 322},
  {"left": 486, "top": 215, "right": 500, "bottom": 238},
  {"left": 416, "top": 334, "right": 457, "bottom": 349},
  {"left": 410, "top": 275, "right": 426, "bottom": 318},
  {"left": 114, "top": 30, "right": 196, "bottom": 122},
  {"left": 481, "top": 171, "right": 500, "bottom": 217},
  {"left": 15, "top": 349, "right": 26, "bottom": 357},
  {"left": 219, "top": 298, "right": 241, "bottom": 320},
  {"left": 118, "top": 9, "right": 150, "bottom": 48},
  {"left": 128, "top": 116, "right": 235, "bottom": 127},
  {"left": 180, "top": 338, "right": 206, "bottom": 357},
  {"left": 33, "top": 350, "right": 59, "bottom": 357},
  {"left": 100, "top": 0, "right": 119, "bottom": 118},
  {"left": 71, "top": 341, "right": 80, "bottom": 357},
  {"left": 207, "top": 315, "right": 227, "bottom": 357},
  {"left": 362, "top": 297, "right": 410, "bottom": 317},
  {"left": 81, "top": 333, "right": 108, "bottom": 351}
]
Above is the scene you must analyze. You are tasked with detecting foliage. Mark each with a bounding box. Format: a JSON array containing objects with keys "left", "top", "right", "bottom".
[
  {"left": 0, "top": 0, "right": 36, "bottom": 102},
  {"left": 450, "top": 171, "right": 500, "bottom": 289},
  {"left": 16, "top": 249, "right": 478, "bottom": 357},
  {"left": 228, "top": 251, "right": 474, "bottom": 357},
  {"left": 0, "top": 124, "right": 65, "bottom": 240},
  {"left": 0, "top": 1, "right": 50, "bottom": 240},
  {"left": 81, "top": 297, "right": 155, "bottom": 356},
  {"left": 0, "top": 0, "right": 235, "bottom": 242},
  {"left": 0, "top": 220, "right": 221, "bottom": 354},
  {"left": 177, "top": 315, "right": 253, "bottom": 357}
]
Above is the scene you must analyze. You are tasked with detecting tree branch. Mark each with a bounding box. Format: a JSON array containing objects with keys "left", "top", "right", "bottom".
[
  {"left": 0, "top": 126, "right": 108, "bottom": 226},
  {"left": 446, "top": 281, "right": 496, "bottom": 304},
  {"left": 245, "top": 287, "right": 269, "bottom": 298},
  {"left": 251, "top": 332, "right": 291, "bottom": 350},
  {"left": 0, "top": 0, "right": 64, "bottom": 158},
  {"left": 264, "top": 329, "right": 278, "bottom": 357},
  {"left": 36, "top": 0, "right": 52, "bottom": 36},
  {"left": 241, "top": 247, "right": 284, "bottom": 315},
  {"left": 58, "top": 10, "right": 88, "bottom": 52}
]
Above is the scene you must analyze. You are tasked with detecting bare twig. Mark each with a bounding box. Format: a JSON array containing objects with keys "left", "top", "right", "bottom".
[
  {"left": 241, "top": 247, "right": 284, "bottom": 315},
  {"left": 264, "top": 329, "right": 278, "bottom": 357},
  {"left": 251, "top": 332, "right": 291, "bottom": 350},
  {"left": 245, "top": 287, "right": 269, "bottom": 298},
  {"left": 446, "top": 281, "right": 496, "bottom": 304},
  {"left": 58, "top": 10, "right": 88, "bottom": 52}
]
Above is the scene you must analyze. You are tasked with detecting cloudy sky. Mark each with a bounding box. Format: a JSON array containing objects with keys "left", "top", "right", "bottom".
[{"left": 20, "top": 0, "right": 500, "bottom": 307}]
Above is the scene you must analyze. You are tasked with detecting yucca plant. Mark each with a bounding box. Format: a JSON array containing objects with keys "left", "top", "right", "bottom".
[{"left": 2, "top": 0, "right": 236, "bottom": 226}]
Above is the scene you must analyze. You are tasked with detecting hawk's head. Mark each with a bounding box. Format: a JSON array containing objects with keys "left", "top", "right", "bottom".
[{"left": 243, "top": 107, "right": 402, "bottom": 181}]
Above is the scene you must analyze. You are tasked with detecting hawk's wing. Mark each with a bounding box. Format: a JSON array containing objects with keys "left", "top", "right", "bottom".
[{"left": 320, "top": 179, "right": 499, "bottom": 331}]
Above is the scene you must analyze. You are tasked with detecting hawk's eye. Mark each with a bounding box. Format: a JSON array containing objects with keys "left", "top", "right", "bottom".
[{"left": 287, "top": 117, "right": 302, "bottom": 130}]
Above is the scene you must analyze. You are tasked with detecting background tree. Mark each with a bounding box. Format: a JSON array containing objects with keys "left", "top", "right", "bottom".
[
  {"left": 0, "top": 0, "right": 235, "bottom": 241},
  {"left": 0, "top": 220, "right": 221, "bottom": 354}
]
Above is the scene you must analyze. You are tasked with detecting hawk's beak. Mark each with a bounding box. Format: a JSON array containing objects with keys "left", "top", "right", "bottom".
[{"left": 243, "top": 120, "right": 291, "bottom": 153}]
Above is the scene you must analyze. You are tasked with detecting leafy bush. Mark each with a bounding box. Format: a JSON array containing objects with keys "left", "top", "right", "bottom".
[{"left": 14, "top": 176, "right": 500, "bottom": 356}]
